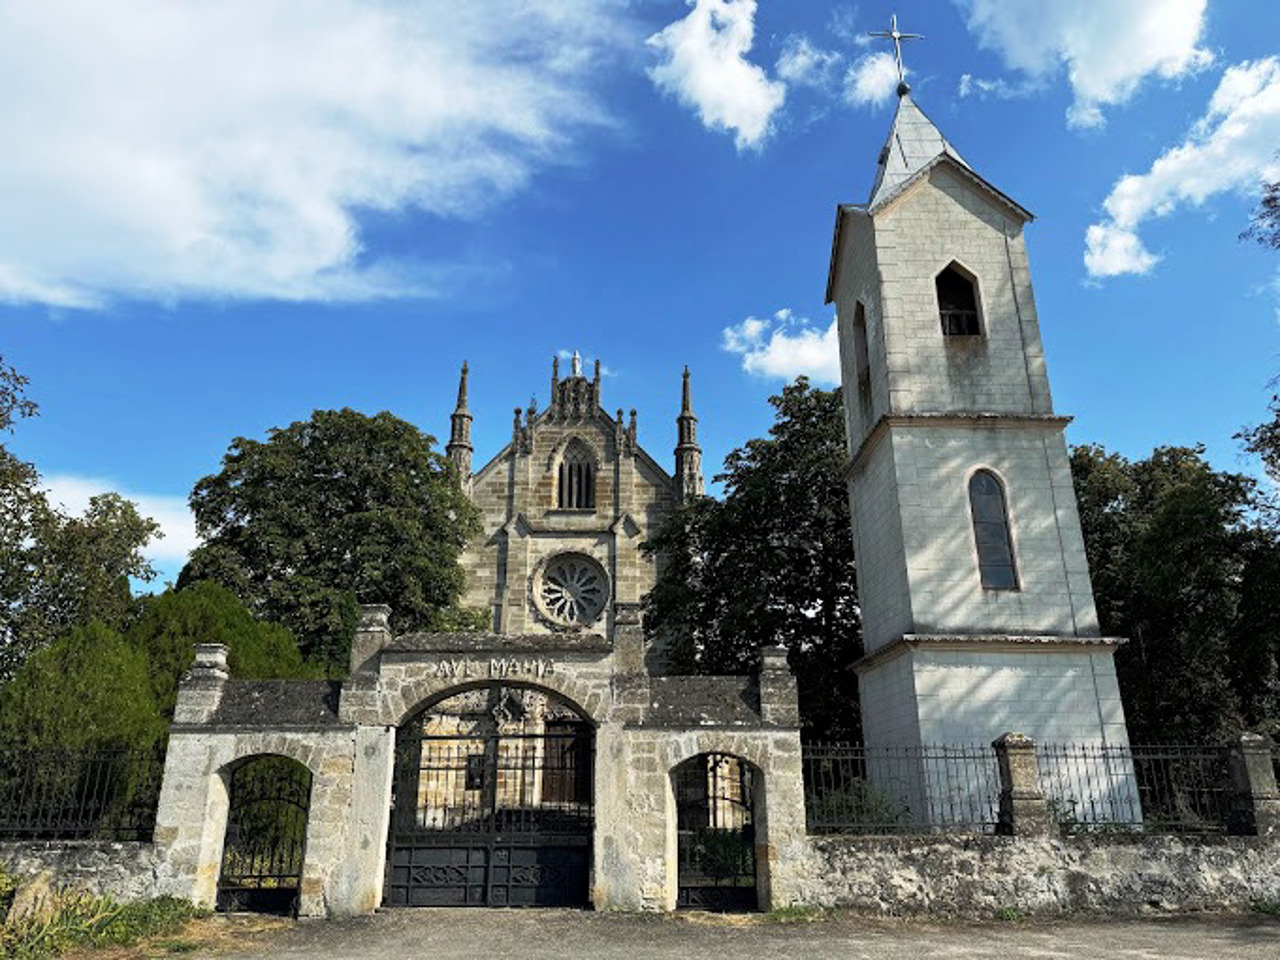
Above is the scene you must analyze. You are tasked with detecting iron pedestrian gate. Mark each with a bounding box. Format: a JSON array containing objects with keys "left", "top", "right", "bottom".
[
  {"left": 216, "top": 756, "right": 313, "bottom": 916},
  {"left": 384, "top": 684, "right": 594, "bottom": 907},
  {"left": 675, "top": 753, "right": 758, "bottom": 912}
]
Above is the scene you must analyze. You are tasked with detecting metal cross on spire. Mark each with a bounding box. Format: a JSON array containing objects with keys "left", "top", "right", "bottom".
[{"left": 869, "top": 13, "right": 922, "bottom": 94}]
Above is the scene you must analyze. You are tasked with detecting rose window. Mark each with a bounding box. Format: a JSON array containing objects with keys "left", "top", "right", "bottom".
[{"left": 535, "top": 554, "right": 607, "bottom": 627}]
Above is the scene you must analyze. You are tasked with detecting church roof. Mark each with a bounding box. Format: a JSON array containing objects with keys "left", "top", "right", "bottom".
[{"left": 868, "top": 92, "right": 970, "bottom": 208}]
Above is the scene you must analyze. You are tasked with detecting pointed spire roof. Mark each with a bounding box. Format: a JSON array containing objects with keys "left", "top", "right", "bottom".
[
  {"left": 868, "top": 92, "right": 969, "bottom": 208},
  {"left": 454, "top": 361, "right": 470, "bottom": 412},
  {"left": 680, "top": 365, "right": 692, "bottom": 415}
]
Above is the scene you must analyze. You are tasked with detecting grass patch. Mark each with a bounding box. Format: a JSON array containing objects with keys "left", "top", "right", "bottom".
[
  {"left": 0, "top": 892, "right": 206, "bottom": 958},
  {"left": 766, "top": 905, "right": 828, "bottom": 924},
  {"left": 0, "top": 868, "right": 17, "bottom": 920},
  {"left": 994, "top": 906, "right": 1024, "bottom": 922},
  {"left": 1251, "top": 899, "right": 1280, "bottom": 917}
]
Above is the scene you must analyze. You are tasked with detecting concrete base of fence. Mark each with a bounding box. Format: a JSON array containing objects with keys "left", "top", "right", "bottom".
[
  {"left": 0, "top": 841, "right": 160, "bottom": 904},
  {"left": 796, "top": 834, "right": 1280, "bottom": 916}
]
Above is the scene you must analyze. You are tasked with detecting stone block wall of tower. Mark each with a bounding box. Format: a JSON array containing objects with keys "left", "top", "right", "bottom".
[
  {"left": 833, "top": 166, "right": 1101, "bottom": 654},
  {"left": 829, "top": 87, "right": 1131, "bottom": 753},
  {"left": 869, "top": 165, "right": 1053, "bottom": 416}
]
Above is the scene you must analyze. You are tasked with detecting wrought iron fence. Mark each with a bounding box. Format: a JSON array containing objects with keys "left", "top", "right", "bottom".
[
  {"left": 802, "top": 742, "right": 1001, "bottom": 834},
  {"left": 1036, "top": 743, "right": 1232, "bottom": 834},
  {"left": 0, "top": 748, "right": 166, "bottom": 841}
]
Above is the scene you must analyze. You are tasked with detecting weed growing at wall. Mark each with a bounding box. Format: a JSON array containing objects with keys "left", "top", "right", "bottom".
[{"left": 0, "top": 891, "right": 203, "bottom": 958}]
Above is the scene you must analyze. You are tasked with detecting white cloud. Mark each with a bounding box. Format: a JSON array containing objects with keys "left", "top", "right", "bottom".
[
  {"left": 646, "top": 0, "right": 785, "bottom": 150},
  {"left": 776, "top": 35, "right": 841, "bottom": 89},
  {"left": 1085, "top": 57, "right": 1280, "bottom": 278},
  {"left": 42, "top": 474, "right": 198, "bottom": 567},
  {"left": 722, "top": 308, "right": 840, "bottom": 384},
  {"left": 843, "top": 52, "right": 901, "bottom": 109},
  {"left": 957, "top": 0, "right": 1212, "bottom": 129},
  {"left": 957, "top": 73, "right": 1035, "bottom": 101},
  {"left": 1083, "top": 224, "right": 1161, "bottom": 278},
  {"left": 0, "top": 1, "right": 632, "bottom": 309},
  {"left": 828, "top": 6, "right": 873, "bottom": 48}
]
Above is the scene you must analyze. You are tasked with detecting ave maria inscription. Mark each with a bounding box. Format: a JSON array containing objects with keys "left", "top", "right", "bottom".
[{"left": 429, "top": 657, "right": 557, "bottom": 680}]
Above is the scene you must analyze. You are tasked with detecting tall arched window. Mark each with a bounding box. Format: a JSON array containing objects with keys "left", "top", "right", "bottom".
[
  {"left": 558, "top": 442, "right": 595, "bottom": 509},
  {"left": 936, "top": 263, "right": 981, "bottom": 336},
  {"left": 853, "top": 301, "right": 872, "bottom": 423},
  {"left": 969, "top": 470, "right": 1017, "bottom": 590}
]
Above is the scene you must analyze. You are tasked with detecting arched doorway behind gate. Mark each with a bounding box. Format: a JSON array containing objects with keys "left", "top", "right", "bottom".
[
  {"left": 384, "top": 683, "right": 594, "bottom": 907},
  {"left": 216, "top": 755, "right": 313, "bottom": 916},
  {"left": 674, "top": 753, "right": 758, "bottom": 912}
]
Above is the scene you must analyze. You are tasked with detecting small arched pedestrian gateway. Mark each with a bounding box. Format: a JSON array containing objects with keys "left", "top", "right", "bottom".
[
  {"left": 216, "top": 755, "right": 313, "bottom": 916},
  {"left": 673, "top": 753, "right": 758, "bottom": 912},
  {"left": 384, "top": 682, "right": 594, "bottom": 907}
]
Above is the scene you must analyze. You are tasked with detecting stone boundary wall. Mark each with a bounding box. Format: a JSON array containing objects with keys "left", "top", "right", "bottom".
[
  {"left": 0, "top": 841, "right": 160, "bottom": 904},
  {"left": 799, "top": 835, "right": 1280, "bottom": 916}
]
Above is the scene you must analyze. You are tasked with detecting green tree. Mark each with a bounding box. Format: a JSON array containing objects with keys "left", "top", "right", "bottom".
[
  {"left": 643, "top": 379, "right": 861, "bottom": 738},
  {"left": 1070, "top": 444, "right": 1278, "bottom": 742},
  {"left": 127, "top": 581, "right": 311, "bottom": 719},
  {"left": 179, "top": 408, "right": 481, "bottom": 670},
  {"left": 0, "top": 621, "right": 164, "bottom": 752},
  {"left": 0, "top": 358, "right": 160, "bottom": 681}
]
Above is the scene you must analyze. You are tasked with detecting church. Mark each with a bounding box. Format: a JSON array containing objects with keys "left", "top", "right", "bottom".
[
  {"left": 444, "top": 351, "right": 701, "bottom": 653},
  {"left": 140, "top": 67, "right": 1135, "bottom": 918}
]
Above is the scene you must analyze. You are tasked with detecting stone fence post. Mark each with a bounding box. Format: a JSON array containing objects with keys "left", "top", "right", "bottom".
[
  {"left": 992, "top": 732, "right": 1055, "bottom": 838},
  {"left": 758, "top": 645, "right": 799, "bottom": 727},
  {"left": 349, "top": 604, "right": 392, "bottom": 676},
  {"left": 1228, "top": 733, "right": 1280, "bottom": 837},
  {"left": 172, "top": 644, "right": 229, "bottom": 724}
]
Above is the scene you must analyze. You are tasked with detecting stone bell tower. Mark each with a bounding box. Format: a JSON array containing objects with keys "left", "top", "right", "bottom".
[{"left": 825, "top": 48, "right": 1129, "bottom": 749}]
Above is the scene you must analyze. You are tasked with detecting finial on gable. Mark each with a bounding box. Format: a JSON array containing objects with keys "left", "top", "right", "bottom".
[{"left": 571, "top": 350, "right": 582, "bottom": 378}]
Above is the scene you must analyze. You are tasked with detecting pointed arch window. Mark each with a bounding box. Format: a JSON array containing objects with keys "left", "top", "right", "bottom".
[
  {"left": 558, "top": 442, "right": 595, "bottom": 509},
  {"left": 936, "top": 263, "right": 981, "bottom": 336},
  {"left": 969, "top": 470, "right": 1018, "bottom": 590}
]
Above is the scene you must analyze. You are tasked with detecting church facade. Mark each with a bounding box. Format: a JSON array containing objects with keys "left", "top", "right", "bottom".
[{"left": 445, "top": 353, "right": 701, "bottom": 648}]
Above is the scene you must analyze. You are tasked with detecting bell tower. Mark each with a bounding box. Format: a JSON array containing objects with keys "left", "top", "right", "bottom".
[{"left": 827, "top": 24, "right": 1129, "bottom": 750}]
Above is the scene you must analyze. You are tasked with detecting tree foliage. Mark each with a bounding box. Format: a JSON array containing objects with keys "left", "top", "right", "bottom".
[
  {"left": 179, "top": 408, "right": 481, "bottom": 670},
  {"left": 127, "top": 581, "right": 311, "bottom": 719},
  {"left": 1238, "top": 388, "right": 1280, "bottom": 520},
  {"left": 1070, "top": 444, "right": 1280, "bottom": 742},
  {"left": 0, "top": 358, "right": 160, "bottom": 681},
  {"left": 0, "top": 585, "right": 308, "bottom": 751},
  {"left": 0, "top": 621, "right": 164, "bottom": 752},
  {"left": 643, "top": 379, "right": 861, "bottom": 738},
  {"left": 1241, "top": 177, "right": 1280, "bottom": 250}
]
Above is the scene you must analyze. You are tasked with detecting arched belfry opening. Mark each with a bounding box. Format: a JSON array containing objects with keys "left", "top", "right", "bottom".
[
  {"left": 936, "top": 262, "right": 981, "bottom": 336},
  {"left": 384, "top": 683, "right": 594, "bottom": 908}
]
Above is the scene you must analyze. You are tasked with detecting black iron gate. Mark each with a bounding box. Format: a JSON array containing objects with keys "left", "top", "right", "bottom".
[
  {"left": 675, "top": 753, "right": 757, "bottom": 911},
  {"left": 384, "top": 684, "right": 594, "bottom": 907},
  {"left": 217, "top": 756, "right": 312, "bottom": 916}
]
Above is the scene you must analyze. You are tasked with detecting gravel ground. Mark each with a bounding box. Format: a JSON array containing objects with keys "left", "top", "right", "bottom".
[{"left": 192, "top": 909, "right": 1280, "bottom": 960}]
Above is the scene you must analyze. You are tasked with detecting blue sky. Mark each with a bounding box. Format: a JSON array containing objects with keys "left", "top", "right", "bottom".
[{"left": 2, "top": 0, "right": 1278, "bottom": 588}]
